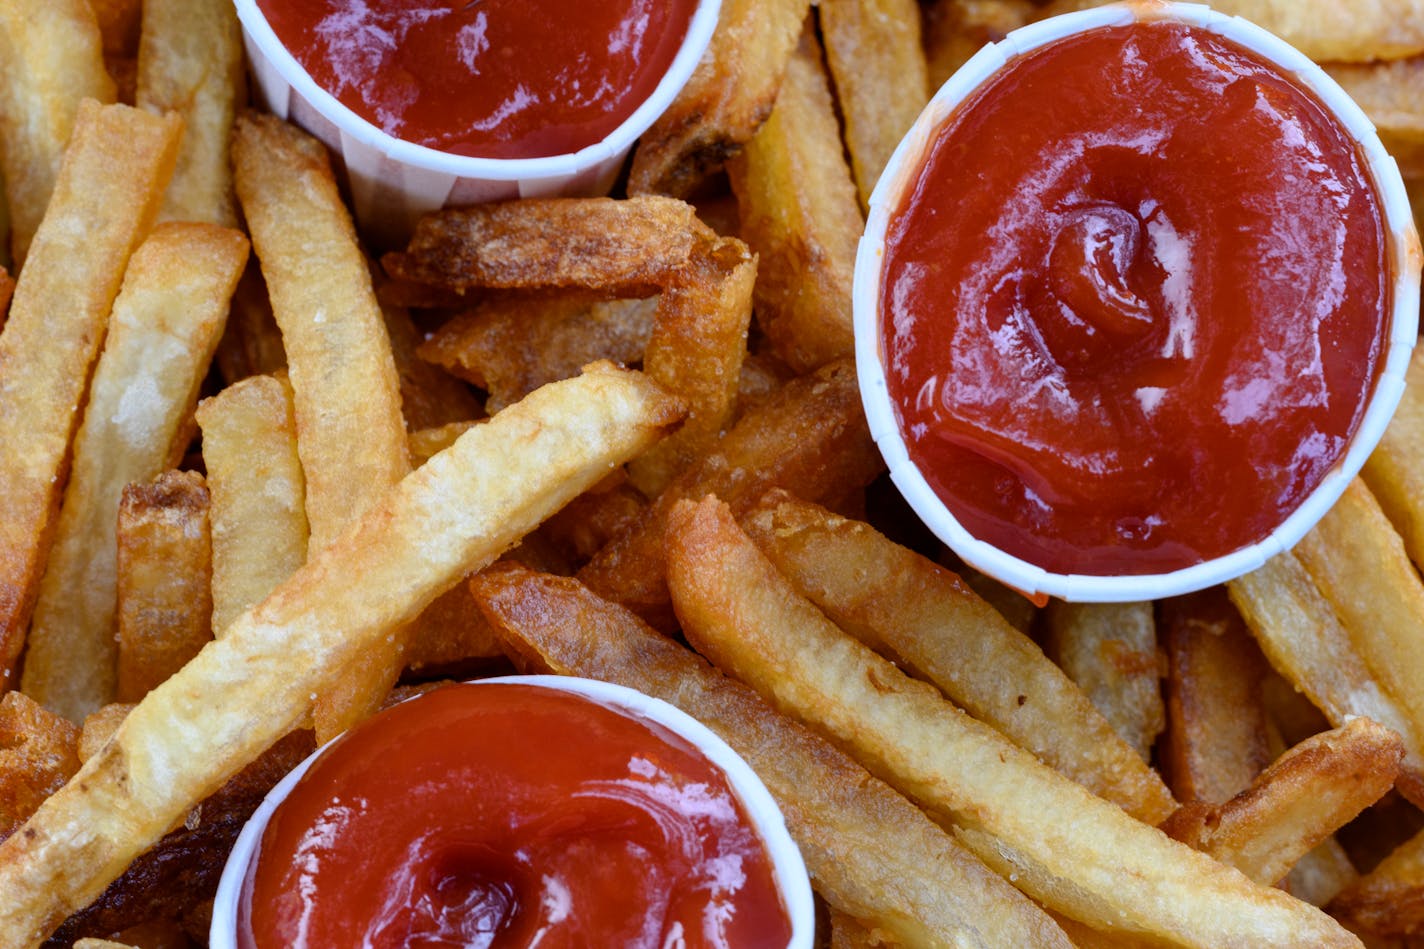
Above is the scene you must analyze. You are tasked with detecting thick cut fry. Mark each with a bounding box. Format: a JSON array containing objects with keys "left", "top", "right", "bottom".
[
  {"left": 923, "top": 0, "right": 1038, "bottom": 91},
  {"left": 0, "top": 102, "right": 181, "bottom": 691},
  {"left": 136, "top": 0, "right": 244, "bottom": 226},
  {"left": 628, "top": 237, "right": 755, "bottom": 495},
  {"left": 828, "top": 911, "right": 889, "bottom": 949},
  {"left": 1162, "top": 718, "right": 1402, "bottom": 886},
  {"left": 234, "top": 112, "right": 411, "bottom": 739},
  {"left": 627, "top": 0, "right": 808, "bottom": 197},
  {"left": 1045, "top": 601, "right": 1165, "bottom": 764},
  {"left": 819, "top": 0, "right": 930, "bottom": 207},
  {"left": 384, "top": 196, "right": 708, "bottom": 297},
  {"left": 1363, "top": 346, "right": 1424, "bottom": 570},
  {"left": 1331, "top": 827, "right": 1424, "bottom": 938},
  {"left": 115, "top": 471, "right": 214, "bottom": 702},
  {"left": 666, "top": 496, "right": 1358, "bottom": 948},
  {"left": 0, "top": 365, "right": 683, "bottom": 945},
  {"left": 0, "top": 1, "right": 116, "bottom": 265},
  {"left": 1160, "top": 588, "right": 1274, "bottom": 805},
  {"left": 728, "top": 27, "right": 862, "bottom": 373},
  {"left": 0, "top": 693, "right": 79, "bottom": 843},
  {"left": 21, "top": 222, "right": 246, "bottom": 720},
  {"left": 195, "top": 375, "right": 308, "bottom": 640},
  {"left": 1228, "top": 552, "right": 1424, "bottom": 805},
  {"left": 578, "top": 358, "right": 881, "bottom": 629},
  {"left": 471, "top": 562, "right": 1074, "bottom": 949},
  {"left": 1285, "top": 839, "right": 1358, "bottom": 908},
  {"left": 741, "top": 491, "right": 1174, "bottom": 824}
]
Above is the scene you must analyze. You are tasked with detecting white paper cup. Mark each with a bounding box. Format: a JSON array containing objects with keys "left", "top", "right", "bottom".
[
  {"left": 211, "top": 675, "right": 814, "bottom": 948},
  {"left": 854, "top": 1, "right": 1421, "bottom": 603},
  {"left": 234, "top": 0, "right": 722, "bottom": 245}
]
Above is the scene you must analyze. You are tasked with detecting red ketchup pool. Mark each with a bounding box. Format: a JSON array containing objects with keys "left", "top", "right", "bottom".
[
  {"left": 238, "top": 682, "right": 792, "bottom": 948},
  {"left": 879, "top": 20, "right": 1390, "bottom": 576},
  {"left": 254, "top": 0, "right": 698, "bottom": 159}
]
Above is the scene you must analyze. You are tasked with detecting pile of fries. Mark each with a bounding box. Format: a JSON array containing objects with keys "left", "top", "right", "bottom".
[{"left": 1, "top": 0, "right": 1424, "bottom": 946}]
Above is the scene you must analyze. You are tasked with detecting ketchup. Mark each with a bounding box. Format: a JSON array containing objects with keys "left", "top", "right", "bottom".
[
  {"left": 255, "top": 0, "right": 698, "bottom": 159},
  {"left": 239, "top": 683, "right": 791, "bottom": 948},
  {"left": 880, "top": 21, "right": 1389, "bottom": 576}
]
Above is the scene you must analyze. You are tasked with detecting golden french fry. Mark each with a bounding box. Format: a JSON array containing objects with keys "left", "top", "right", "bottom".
[
  {"left": 1285, "top": 838, "right": 1358, "bottom": 908},
  {"left": 923, "top": 0, "right": 1038, "bottom": 91},
  {"left": 728, "top": 26, "right": 861, "bottom": 373},
  {"left": 470, "top": 561, "right": 1074, "bottom": 948},
  {"left": 1045, "top": 601, "right": 1165, "bottom": 764},
  {"left": 78, "top": 704, "right": 132, "bottom": 764},
  {"left": 408, "top": 421, "right": 479, "bottom": 468},
  {"left": 0, "top": 1, "right": 117, "bottom": 265},
  {"left": 1160, "top": 588, "right": 1274, "bottom": 805},
  {"left": 73, "top": 940, "right": 137, "bottom": 949},
  {"left": 541, "top": 480, "right": 648, "bottom": 565},
  {"left": 21, "top": 222, "right": 246, "bottom": 720},
  {"left": 0, "top": 364, "right": 684, "bottom": 945},
  {"left": 628, "top": 236, "right": 755, "bottom": 495},
  {"left": 819, "top": 0, "right": 930, "bottom": 207},
  {"left": 1162, "top": 718, "right": 1402, "bottom": 886},
  {"left": 627, "top": 0, "right": 809, "bottom": 197},
  {"left": 1325, "top": 58, "right": 1424, "bottom": 180},
  {"left": 115, "top": 471, "right": 214, "bottom": 702},
  {"left": 0, "top": 692, "right": 79, "bottom": 842},
  {"left": 195, "top": 375, "right": 308, "bottom": 640},
  {"left": 136, "top": 0, "right": 245, "bottom": 226},
  {"left": 666, "top": 495, "right": 1358, "bottom": 948},
  {"left": 828, "top": 911, "right": 883, "bottom": 949},
  {"left": 1362, "top": 346, "right": 1424, "bottom": 572},
  {"left": 380, "top": 297, "right": 481, "bottom": 430},
  {"left": 1330, "top": 826, "right": 1424, "bottom": 938},
  {"left": 0, "top": 101, "right": 181, "bottom": 691},
  {"left": 212, "top": 263, "right": 287, "bottom": 386},
  {"left": 741, "top": 490, "right": 1175, "bottom": 824}
]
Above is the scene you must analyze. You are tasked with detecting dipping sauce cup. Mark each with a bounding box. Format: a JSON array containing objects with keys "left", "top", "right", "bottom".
[
  {"left": 855, "top": 0, "right": 1420, "bottom": 604},
  {"left": 234, "top": 0, "right": 722, "bottom": 244},
  {"left": 211, "top": 675, "right": 814, "bottom": 949}
]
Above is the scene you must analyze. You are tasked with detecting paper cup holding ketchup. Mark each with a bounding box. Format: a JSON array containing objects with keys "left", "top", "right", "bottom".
[
  {"left": 234, "top": 0, "right": 721, "bottom": 243},
  {"left": 855, "top": 1, "right": 1421, "bottom": 604}
]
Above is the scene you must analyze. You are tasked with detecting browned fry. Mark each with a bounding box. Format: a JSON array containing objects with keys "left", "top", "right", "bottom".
[
  {"left": 1331, "top": 826, "right": 1424, "bottom": 938},
  {"left": 828, "top": 910, "right": 892, "bottom": 948},
  {"left": 381, "top": 297, "right": 482, "bottom": 430},
  {"left": 73, "top": 939, "right": 138, "bottom": 949},
  {"left": 106, "top": 54, "right": 136, "bottom": 106},
  {"left": 1044, "top": 601, "right": 1165, "bottom": 764},
  {"left": 578, "top": 358, "right": 882, "bottom": 629},
  {"left": 1262, "top": 665, "right": 1332, "bottom": 748},
  {"left": 1162, "top": 718, "right": 1402, "bottom": 887},
  {"left": 923, "top": 0, "right": 1038, "bottom": 90},
  {"left": 0, "top": 265, "right": 14, "bottom": 333},
  {"left": 78, "top": 704, "right": 133, "bottom": 764},
  {"left": 408, "top": 421, "right": 479, "bottom": 467},
  {"left": 115, "top": 471, "right": 214, "bottom": 703},
  {"left": 470, "top": 562, "right": 1074, "bottom": 948},
  {"left": 1285, "top": 838, "right": 1358, "bottom": 907},
  {"left": 0, "top": 101, "right": 181, "bottom": 691},
  {"left": 541, "top": 480, "right": 648, "bottom": 565},
  {"left": 0, "top": 692, "right": 79, "bottom": 843},
  {"left": 385, "top": 196, "right": 709, "bottom": 297},
  {"left": 0, "top": 0, "right": 117, "bottom": 265},
  {"left": 741, "top": 490, "right": 1175, "bottom": 824},
  {"left": 665, "top": 495, "right": 1359, "bottom": 947},
  {"left": 628, "top": 236, "right": 755, "bottom": 495},
  {"left": 213, "top": 264, "right": 286, "bottom": 386},
  {"left": 819, "top": 0, "right": 929, "bottom": 207},
  {"left": 956, "top": 563, "right": 1038, "bottom": 634},
  {"left": 1159, "top": 588, "right": 1274, "bottom": 805},
  {"left": 418, "top": 294, "right": 657, "bottom": 412},
  {"left": 627, "top": 0, "right": 809, "bottom": 197},
  {"left": 729, "top": 26, "right": 862, "bottom": 373},
  {"left": 734, "top": 350, "right": 794, "bottom": 417},
  {"left": 87, "top": 0, "right": 140, "bottom": 55},
  {"left": 1362, "top": 346, "right": 1424, "bottom": 572},
  {"left": 402, "top": 583, "right": 503, "bottom": 672}
]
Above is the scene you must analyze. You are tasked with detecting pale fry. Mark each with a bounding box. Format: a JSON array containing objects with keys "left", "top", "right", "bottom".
[
  {"left": 195, "top": 375, "right": 308, "bottom": 640},
  {"left": 0, "top": 692, "right": 79, "bottom": 842},
  {"left": 626, "top": 0, "right": 808, "bottom": 197},
  {"left": 1330, "top": 826, "right": 1424, "bottom": 938},
  {"left": 1285, "top": 839, "right": 1358, "bottom": 908},
  {"left": 1045, "top": 601, "right": 1165, "bottom": 764},
  {"left": 628, "top": 236, "right": 755, "bottom": 495},
  {"left": 0, "top": 0, "right": 116, "bottom": 265},
  {"left": 115, "top": 471, "right": 215, "bottom": 702},
  {"left": 408, "top": 421, "right": 479, "bottom": 468},
  {"left": 0, "top": 365, "right": 683, "bottom": 945},
  {"left": 819, "top": 0, "right": 930, "bottom": 208},
  {"left": 728, "top": 26, "right": 862, "bottom": 373},
  {"left": 741, "top": 491, "right": 1174, "bottom": 825},
  {"left": 136, "top": 0, "right": 245, "bottom": 226},
  {"left": 0, "top": 101, "right": 181, "bottom": 690},
  {"left": 1361, "top": 346, "right": 1424, "bottom": 571},
  {"left": 470, "top": 561, "right": 1074, "bottom": 949},
  {"left": 1162, "top": 719, "right": 1401, "bottom": 886},
  {"left": 666, "top": 496, "right": 1358, "bottom": 948},
  {"left": 21, "top": 222, "right": 246, "bottom": 719}
]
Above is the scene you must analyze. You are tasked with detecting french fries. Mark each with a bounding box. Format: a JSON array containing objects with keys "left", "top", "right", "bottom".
[
  {"left": 1362, "top": 346, "right": 1424, "bottom": 570},
  {"left": 0, "top": 693, "right": 78, "bottom": 842},
  {"left": 1331, "top": 826, "right": 1424, "bottom": 939}
]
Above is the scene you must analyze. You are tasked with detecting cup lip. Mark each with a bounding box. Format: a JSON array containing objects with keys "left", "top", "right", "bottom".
[
  {"left": 231, "top": 0, "right": 722, "bottom": 183},
  {"left": 210, "top": 674, "right": 815, "bottom": 949},
  {"left": 853, "top": 0, "right": 1423, "bottom": 604}
]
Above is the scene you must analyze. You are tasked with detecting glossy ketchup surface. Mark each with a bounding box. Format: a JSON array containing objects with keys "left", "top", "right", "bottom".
[
  {"left": 240, "top": 683, "right": 791, "bottom": 948},
  {"left": 255, "top": 0, "right": 698, "bottom": 159},
  {"left": 880, "top": 21, "right": 1389, "bottom": 576}
]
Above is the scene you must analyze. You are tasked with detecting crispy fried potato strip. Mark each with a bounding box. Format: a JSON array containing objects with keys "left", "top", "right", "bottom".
[
  {"left": 1362, "top": 347, "right": 1424, "bottom": 571},
  {"left": 471, "top": 561, "right": 1074, "bottom": 949},
  {"left": 923, "top": 0, "right": 1038, "bottom": 91},
  {"left": 0, "top": 365, "right": 683, "bottom": 945},
  {"left": 1331, "top": 826, "right": 1424, "bottom": 938},
  {"left": 666, "top": 495, "right": 1360, "bottom": 948},
  {"left": 0, "top": 693, "right": 78, "bottom": 843}
]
